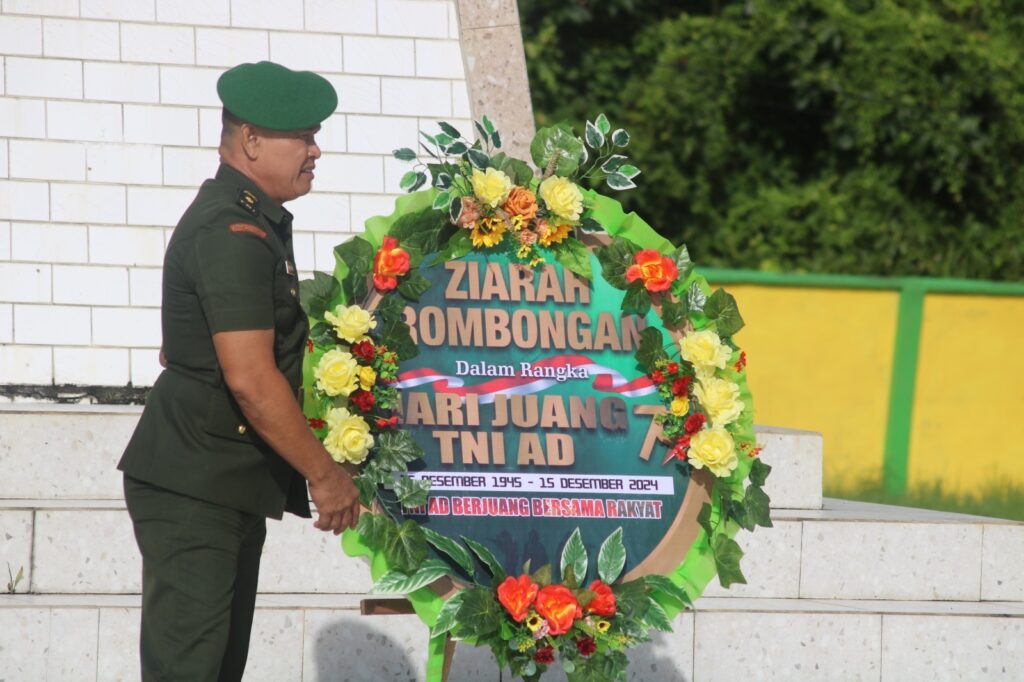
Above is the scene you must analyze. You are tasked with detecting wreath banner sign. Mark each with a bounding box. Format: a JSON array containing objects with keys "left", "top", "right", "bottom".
[{"left": 299, "top": 115, "right": 772, "bottom": 681}]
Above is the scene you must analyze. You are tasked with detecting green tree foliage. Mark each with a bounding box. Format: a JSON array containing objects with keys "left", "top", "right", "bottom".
[{"left": 519, "top": 0, "right": 1024, "bottom": 279}]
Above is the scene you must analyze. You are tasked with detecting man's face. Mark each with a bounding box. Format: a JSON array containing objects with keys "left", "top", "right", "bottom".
[{"left": 251, "top": 125, "right": 322, "bottom": 204}]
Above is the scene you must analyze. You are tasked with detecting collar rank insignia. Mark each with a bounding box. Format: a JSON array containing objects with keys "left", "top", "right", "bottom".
[
  {"left": 285, "top": 260, "right": 296, "bottom": 275},
  {"left": 236, "top": 189, "right": 260, "bottom": 217}
]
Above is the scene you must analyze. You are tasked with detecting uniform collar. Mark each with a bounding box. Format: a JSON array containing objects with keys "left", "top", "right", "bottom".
[{"left": 215, "top": 163, "right": 293, "bottom": 228}]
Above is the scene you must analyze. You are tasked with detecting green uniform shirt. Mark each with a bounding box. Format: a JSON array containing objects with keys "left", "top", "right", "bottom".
[{"left": 119, "top": 163, "right": 311, "bottom": 519}]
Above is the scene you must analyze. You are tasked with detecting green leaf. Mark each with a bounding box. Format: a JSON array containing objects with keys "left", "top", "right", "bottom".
[
  {"left": 612, "top": 579, "right": 650, "bottom": 620},
  {"left": 687, "top": 282, "right": 707, "bottom": 312},
  {"left": 491, "top": 152, "right": 534, "bottom": 186},
  {"left": 743, "top": 485, "right": 773, "bottom": 529},
  {"left": 423, "top": 527, "right": 476, "bottom": 577},
  {"left": 434, "top": 133, "right": 454, "bottom": 146},
  {"left": 585, "top": 120, "right": 605, "bottom": 149},
  {"left": 601, "top": 154, "right": 627, "bottom": 173},
  {"left": 409, "top": 172, "right": 428, "bottom": 191},
  {"left": 438, "top": 121, "right": 461, "bottom": 139},
  {"left": 606, "top": 172, "right": 636, "bottom": 190},
  {"left": 531, "top": 563, "right": 552, "bottom": 587},
  {"left": 712, "top": 535, "right": 747, "bottom": 588},
  {"left": 490, "top": 130, "right": 501, "bottom": 148},
  {"left": 560, "top": 528, "right": 588, "bottom": 586},
  {"left": 660, "top": 298, "right": 689, "bottom": 328},
  {"left": 373, "top": 559, "right": 451, "bottom": 594},
  {"left": 456, "top": 587, "right": 503, "bottom": 636},
  {"left": 553, "top": 237, "right": 592, "bottom": 281},
  {"left": 383, "top": 519, "right": 428, "bottom": 574},
  {"left": 529, "top": 123, "right": 583, "bottom": 176},
  {"left": 432, "top": 190, "right": 452, "bottom": 211},
  {"left": 446, "top": 141, "right": 468, "bottom": 155},
  {"left": 335, "top": 236, "right": 375, "bottom": 302},
  {"left": 375, "top": 293, "right": 406, "bottom": 324},
  {"left": 621, "top": 279, "right": 652, "bottom": 316},
  {"left": 635, "top": 326, "right": 667, "bottom": 372},
  {"left": 644, "top": 574, "right": 692, "bottom": 609},
  {"left": 597, "top": 527, "right": 626, "bottom": 584},
  {"left": 562, "top": 659, "right": 576, "bottom": 674},
  {"left": 467, "top": 148, "right": 489, "bottom": 170},
  {"left": 617, "top": 164, "right": 641, "bottom": 179},
  {"left": 355, "top": 474, "right": 378, "bottom": 508},
  {"left": 433, "top": 229, "right": 473, "bottom": 264},
  {"left": 393, "top": 476, "right": 431, "bottom": 508},
  {"left": 448, "top": 195, "right": 462, "bottom": 224},
  {"left": 400, "top": 170, "right": 419, "bottom": 191},
  {"left": 420, "top": 131, "right": 437, "bottom": 145},
  {"left": 474, "top": 121, "right": 488, "bottom": 142},
  {"left": 434, "top": 172, "right": 452, "bottom": 190},
  {"left": 462, "top": 536, "right": 507, "bottom": 582},
  {"left": 749, "top": 458, "right": 772, "bottom": 486},
  {"left": 429, "top": 591, "right": 466, "bottom": 638},
  {"left": 580, "top": 216, "right": 604, "bottom": 233},
  {"left": 595, "top": 113, "right": 611, "bottom": 135},
  {"left": 393, "top": 147, "right": 417, "bottom": 161},
  {"left": 379, "top": 317, "right": 418, "bottom": 360},
  {"left": 298, "top": 271, "right": 340, "bottom": 318},
  {"left": 674, "top": 244, "right": 694, "bottom": 280},
  {"left": 731, "top": 494, "right": 756, "bottom": 532},
  {"left": 611, "top": 129, "right": 630, "bottom": 147},
  {"left": 375, "top": 430, "right": 423, "bottom": 472},
  {"left": 482, "top": 115, "right": 495, "bottom": 134},
  {"left": 356, "top": 512, "right": 394, "bottom": 549},
  {"left": 389, "top": 207, "right": 450, "bottom": 254},
  {"left": 697, "top": 502, "right": 713, "bottom": 538},
  {"left": 644, "top": 597, "right": 674, "bottom": 632},
  {"left": 704, "top": 288, "right": 745, "bottom": 337}
]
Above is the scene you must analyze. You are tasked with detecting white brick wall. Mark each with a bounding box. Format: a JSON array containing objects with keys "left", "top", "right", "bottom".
[{"left": 0, "top": 0, "right": 472, "bottom": 390}]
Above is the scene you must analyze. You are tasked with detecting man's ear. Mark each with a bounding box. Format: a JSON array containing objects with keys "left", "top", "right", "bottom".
[{"left": 240, "top": 123, "right": 261, "bottom": 160}]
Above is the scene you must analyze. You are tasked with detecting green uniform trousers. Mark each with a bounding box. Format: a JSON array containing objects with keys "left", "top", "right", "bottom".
[{"left": 124, "top": 475, "right": 267, "bottom": 682}]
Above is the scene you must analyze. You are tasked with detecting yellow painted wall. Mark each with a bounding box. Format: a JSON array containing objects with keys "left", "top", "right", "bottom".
[
  {"left": 713, "top": 285, "right": 899, "bottom": 487},
  {"left": 908, "top": 294, "right": 1024, "bottom": 495}
]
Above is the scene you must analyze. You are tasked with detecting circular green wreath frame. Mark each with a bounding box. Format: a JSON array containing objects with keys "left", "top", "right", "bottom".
[{"left": 301, "top": 184, "right": 763, "bottom": 679}]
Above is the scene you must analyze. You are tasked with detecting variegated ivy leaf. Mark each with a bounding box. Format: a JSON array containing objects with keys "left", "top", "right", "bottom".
[
  {"left": 595, "top": 112, "right": 611, "bottom": 135},
  {"left": 585, "top": 120, "right": 605, "bottom": 149},
  {"left": 432, "top": 190, "right": 452, "bottom": 211},
  {"left": 466, "top": 148, "right": 489, "bottom": 170},
  {"left": 438, "top": 121, "right": 461, "bottom": 139},
  {"left": 611, "top": 128, "right": 631, "bottom": 147},
  {"left": 688, "top": 281, "right": 707, "bottom": 312},
  {"left": 601, "top": 155, "right": 628, "bottom": 173},
  {"left": 449, "top": 196, "right": 463, "bottom": 224},
  {"left": 618, "top": 164, "right": 641, "bottom": 179},
  {"left": 606, "top": 172, "right": 636, "bottom": 190},
  {"left": 392, "top": 147, "right": 416, "bottom": 161}
]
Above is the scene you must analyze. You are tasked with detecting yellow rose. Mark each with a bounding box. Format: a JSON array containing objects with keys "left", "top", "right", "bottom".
[
  {"left": 358, "top": 365, "right": 377, "bottom": 391},
  {"left": 471, "top": 167, "right": 513, "bottom": 208},
  {"left": 325, "top": 304, "right": 377, "bottom": 343},
  {"left": 679, "top": 330, "right": 731, "bottom": 380},
  {"left": 688, "top": 425, "right": 738, "bottom": 477},
  {"left": 694, "top": 377, "right": 744, "bottom": 427},
  {"left": 314, "top": 348, "right": 359, "bottom": 397},
  {"left": 323, "top": 407, "right": 374, "bottom": 464},
  {"left": 538, "top": 176, "right": 583, "bottom": 222},
  {"left": 670, "top": 396, "right": 690, "bottom": 416}
]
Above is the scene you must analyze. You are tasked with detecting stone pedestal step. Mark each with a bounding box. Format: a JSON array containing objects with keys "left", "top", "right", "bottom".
[
  {"left": 2, "top": 498, "right": 1020, "bottom": 602},
  {"left": 2, "top": 593, "right": 1021, "bottom": 681},
  {"left": 0, "top": 405, "right": 823, "bottom": 510}
]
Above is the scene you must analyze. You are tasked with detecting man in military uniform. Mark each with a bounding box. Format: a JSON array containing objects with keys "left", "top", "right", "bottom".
[{"left": 118, "top": 61, "right": 361, "bottom": 682}]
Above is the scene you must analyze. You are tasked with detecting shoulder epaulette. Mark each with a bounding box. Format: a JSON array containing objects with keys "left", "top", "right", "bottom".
[{"left": 236, "top": 189, "right": 260, "bottom": 217}]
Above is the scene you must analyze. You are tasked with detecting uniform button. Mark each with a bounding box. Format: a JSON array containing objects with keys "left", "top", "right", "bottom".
[
  {"left": 289, "top": 288, "right": 297, "bottom": 297},
  {"left": 237, "top": 424, "right": 247, "bottom": 435}
]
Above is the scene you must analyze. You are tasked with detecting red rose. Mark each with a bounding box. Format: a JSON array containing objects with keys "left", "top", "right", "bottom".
[
  {"left": 575, "top": 636, "right": 597, "bottom": 657},
  {"left": 533, "top": 645, "right": 555, "bottom": 665},
  {"left": 307, "top": 417, "right": 325, "bottom": 430},
  {"left": 496, "top": 574, "right": 539, "bottom": 623},
  {"left": 671, "top": 376, "right": 692, "bottom": 396},
  {"left": 666, "top": 362, "right": 679, "bottom": 374},
  {"left": 624, "top": 249, "right": 678, "bottom": 292},
  {"left": 351, "top": 339, "right": 376, "bottom": 363},
  {"left": 586, "top": 580, "right": 616, "bottom": 616},
  {"left": 684, "top": 413, "right": 706, "bottom": 434},
  {"left": 650, "top": 370, "right": 666, "bottom": 384},
  {"left": 534, "top": 585, "right": 582, "bottom": 635},
  {"left": 373, "top": 236, "right": 410, "bottom": 291},
  {"left": 350, "top": 390, "right": 376, "bottom": 413},
  {"left": 672, "top": 436, "right": 691, "bottom": 460}
]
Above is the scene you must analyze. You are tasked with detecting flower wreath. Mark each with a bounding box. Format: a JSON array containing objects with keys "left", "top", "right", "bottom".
[{"left": 300, "top": 115, "right": 771, "bottom": 682}]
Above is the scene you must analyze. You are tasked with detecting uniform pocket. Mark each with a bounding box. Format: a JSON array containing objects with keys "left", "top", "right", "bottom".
[{"left": 202, "top": 387, "right": 257, "bottom": 444}]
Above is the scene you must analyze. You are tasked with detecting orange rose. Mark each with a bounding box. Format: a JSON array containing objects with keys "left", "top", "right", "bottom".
[
  {"left": 586, "top": 580, "right": 616, "bottom": 616},
  {"left": 625, "top": 249, "right": 678, "bottom": 292},
  {"left": 497, "top": 574, "right": 539, "bottom": 623},
  {"left": 503, "top": 186, "right": 538, "bottom": 221},
  {"left": 373, "top": 236, "right": 410, "bottom": 291},
  {"left": 534, "top": 584, "right": 582, "bottom": 635}
]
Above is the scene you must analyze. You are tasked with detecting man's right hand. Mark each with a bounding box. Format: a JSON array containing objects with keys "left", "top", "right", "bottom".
[{"left": 307, "top": 464, "right": 362, "bottom": 535}]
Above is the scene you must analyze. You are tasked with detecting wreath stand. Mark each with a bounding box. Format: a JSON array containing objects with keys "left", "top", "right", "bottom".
[{"left": 360, "top": 597, "right": 455, "bottom": 681}]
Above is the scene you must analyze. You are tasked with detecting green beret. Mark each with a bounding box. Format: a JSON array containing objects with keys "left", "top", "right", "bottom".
[{"left": 217, "top": 61, "right": 338, "bottom": 131}]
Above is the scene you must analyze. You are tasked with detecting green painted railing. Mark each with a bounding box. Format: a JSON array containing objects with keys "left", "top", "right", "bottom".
[{"left": 700, "top": 268, "right": 1024, "bottom": 496}]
